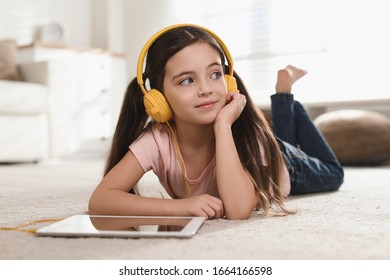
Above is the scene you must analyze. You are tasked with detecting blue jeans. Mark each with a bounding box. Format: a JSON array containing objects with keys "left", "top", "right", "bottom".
[{"left": 271, "top": 93, "right": 344, "bottom": 195}]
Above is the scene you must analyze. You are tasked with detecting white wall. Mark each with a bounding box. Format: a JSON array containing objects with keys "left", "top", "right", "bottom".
[
  {"left": 0, "top": 0, "right": 237, "bottom": 84},
  {"left": 91, "top": 0, "right": 124, "bottom": 53},
  {"left": 123, "top": 0, "right": 207, "bottom": 81},
  {"left": 0, "top": 0, "right": 92, "bottom": 47}
]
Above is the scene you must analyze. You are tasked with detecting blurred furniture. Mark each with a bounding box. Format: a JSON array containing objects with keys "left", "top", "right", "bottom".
[
  {"left": 0, "top": 60, "right": 69, "bottom": 162},
  {"left": 0, "top": 42, "right": 126, "bottom": 162},
  {"left": 18, "top": 41, "right": 127, "bottom": 143}
]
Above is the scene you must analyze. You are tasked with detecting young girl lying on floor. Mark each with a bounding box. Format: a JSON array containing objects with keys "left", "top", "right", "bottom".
[{"left": 89, "top": 24, "right": 344, "bottom": 220}]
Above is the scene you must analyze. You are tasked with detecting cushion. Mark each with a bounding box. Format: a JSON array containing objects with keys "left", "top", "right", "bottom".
[
  {"left": 314, "top": 110, "right": 390, "bottom": 165},
  {"left": 0, "top": 39, "right": 21, "bottom": 81},
  {"left": 0, "top": 80, "right": 48, "bottom": 114}
]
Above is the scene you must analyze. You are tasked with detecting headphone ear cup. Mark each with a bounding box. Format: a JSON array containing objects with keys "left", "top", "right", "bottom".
[
  {"left": 143, "top": 89, "right": 173, "bottom": 123},
  {"left": 224, "top": 74, "right": 239, "bottom": 93}
]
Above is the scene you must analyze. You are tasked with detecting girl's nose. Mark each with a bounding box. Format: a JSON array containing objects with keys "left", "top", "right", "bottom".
[{"left": 198, "top": 79, "right": 212, "bottom": 96}]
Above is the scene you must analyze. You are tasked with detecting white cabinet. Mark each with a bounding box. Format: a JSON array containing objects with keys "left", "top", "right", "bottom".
[{"left": 18, "top": 42, "right": 127, "bottom": 154}]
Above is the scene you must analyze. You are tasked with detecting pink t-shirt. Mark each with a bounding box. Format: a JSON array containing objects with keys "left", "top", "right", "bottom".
[{"left": 129, "top": 123, "right": 290, "bottom": 199}]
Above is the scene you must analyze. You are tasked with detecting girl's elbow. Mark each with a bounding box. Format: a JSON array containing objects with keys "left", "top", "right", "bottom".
[
  {"left": 225, "top": 207, "right": 254, "bottom": 220},
  {"left": 88, "top": 199, "right": 98, "bottom": 215},
  {"left": 224, "top": 197, "right": 257, "bottom": 220},
  {"left": 88, "top": 193, "right": 103, "bottom": 215}
]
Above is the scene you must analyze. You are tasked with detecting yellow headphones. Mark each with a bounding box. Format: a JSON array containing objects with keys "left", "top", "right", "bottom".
[{"left": 136, "top": 23, "right": 238, "bottom": 123}]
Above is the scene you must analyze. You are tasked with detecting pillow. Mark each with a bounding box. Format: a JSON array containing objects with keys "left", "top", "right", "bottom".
[
  {"left": 314, "top": 110, "right": 390, "bottom": 165},
  {"left": 0, "top": 39, "right": 21, "bottom": 81}
]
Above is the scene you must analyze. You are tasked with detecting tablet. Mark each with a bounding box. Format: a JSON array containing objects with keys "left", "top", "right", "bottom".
[{"left": 36, "top": 215, "right": 205, "bottom": 238}]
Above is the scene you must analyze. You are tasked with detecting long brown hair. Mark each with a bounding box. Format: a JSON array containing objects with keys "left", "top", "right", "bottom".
[{"left": 105, "top": 25, "right": 291, "bottom": 215}]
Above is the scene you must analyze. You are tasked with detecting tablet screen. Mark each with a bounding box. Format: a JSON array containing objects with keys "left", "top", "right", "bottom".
[
  {"left": 89, "top": 216, "right": 191, "bottom": 232},
  {"left": 36, "top": 215, "right": 205, "bottom": 238}
]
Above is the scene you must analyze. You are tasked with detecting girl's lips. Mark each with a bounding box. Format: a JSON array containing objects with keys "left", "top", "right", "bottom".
[{"left": 196, "top": 101, "right": 217, "bottom": 109}]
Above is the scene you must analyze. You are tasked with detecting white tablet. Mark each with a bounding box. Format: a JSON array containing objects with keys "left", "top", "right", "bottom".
[{"left": 36, "top": 215, "right": 205, "bottom": 238}]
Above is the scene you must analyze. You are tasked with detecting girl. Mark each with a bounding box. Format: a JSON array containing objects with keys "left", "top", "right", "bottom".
[{"left": 88, "top": 25, "right": 343, "bottom": 220}]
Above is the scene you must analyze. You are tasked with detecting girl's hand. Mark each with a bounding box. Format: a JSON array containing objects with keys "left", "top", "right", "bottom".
[
  {"left": 215, "top": 92, "right": 246, "bottom": 127},
  {"left": 178, "top": 194, "right": 224, "bottom": 220}
]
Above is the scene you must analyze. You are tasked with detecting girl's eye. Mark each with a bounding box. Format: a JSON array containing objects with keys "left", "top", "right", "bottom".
[
  {"left": 211, "top": 71, "right": 222, "bottom": 80},
  {"left": 179, "top": 78, "right": 193, "bottom": 86}
]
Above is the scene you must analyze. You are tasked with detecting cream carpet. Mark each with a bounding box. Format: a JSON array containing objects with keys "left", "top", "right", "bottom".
[{"left": 0, "top": 151, "right": 389, "bottom": 260}]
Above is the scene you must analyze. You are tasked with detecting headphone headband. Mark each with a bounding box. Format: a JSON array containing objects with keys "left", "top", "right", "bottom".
[{"left": 136, "top": 23, "right": 235, "bottom": 92}]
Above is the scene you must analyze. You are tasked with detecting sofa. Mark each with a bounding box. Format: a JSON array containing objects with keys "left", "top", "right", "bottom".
[
  {"left": 0, "top": 60, "right": 75, "bottom": 162},
  {"left": 0, "top": 38, "right": 128, "bottom": 163}
]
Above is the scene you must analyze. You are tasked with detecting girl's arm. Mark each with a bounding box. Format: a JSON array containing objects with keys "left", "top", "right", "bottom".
[
  {"left": 214, "top": 92, "right": 258, "bottom": 220},
  {"left": 88, "top": 151, "right": 224, "bottom": 219}
]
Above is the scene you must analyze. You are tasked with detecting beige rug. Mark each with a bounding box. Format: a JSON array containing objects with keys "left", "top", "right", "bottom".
[{"left": 0, "top": 155, "right": 389, "bottom": 260}]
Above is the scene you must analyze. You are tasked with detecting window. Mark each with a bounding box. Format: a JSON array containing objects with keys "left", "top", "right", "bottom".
[{"left": 172, "top": 0, "right": 390, "bottom": 106}]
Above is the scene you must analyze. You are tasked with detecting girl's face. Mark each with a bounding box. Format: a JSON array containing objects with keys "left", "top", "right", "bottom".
[{"left": 163, "top": 41, "right": 228, "bottom": 125}]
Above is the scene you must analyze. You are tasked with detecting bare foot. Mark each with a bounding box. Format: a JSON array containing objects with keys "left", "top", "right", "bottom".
[{"left": 275, "top": 65, "right": 308, "bottom": 93}]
